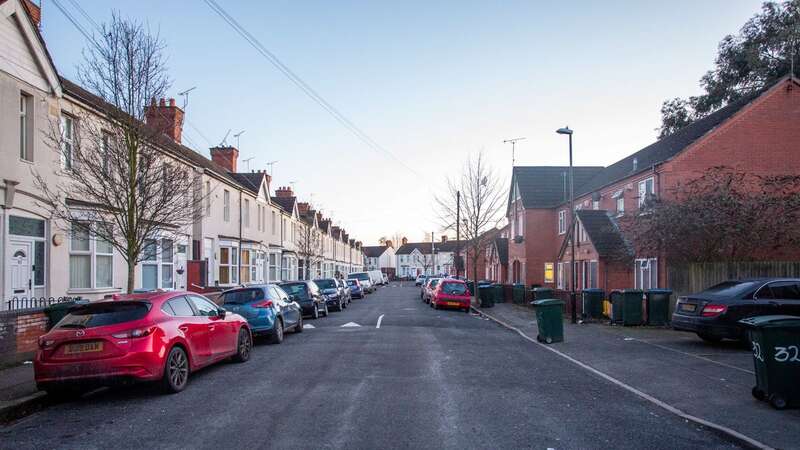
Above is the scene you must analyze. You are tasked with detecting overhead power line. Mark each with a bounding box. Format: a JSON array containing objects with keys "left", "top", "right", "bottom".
[{"left": 202, "top": 0, "right": 421, "bottom": 178}]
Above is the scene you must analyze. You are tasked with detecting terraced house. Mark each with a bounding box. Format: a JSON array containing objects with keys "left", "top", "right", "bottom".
[
  {"left": 0, "top": 0, "right": 365, "bottom": 310},
  {"left": 506, "top": 76, "right": 800, "bottom": 294}
]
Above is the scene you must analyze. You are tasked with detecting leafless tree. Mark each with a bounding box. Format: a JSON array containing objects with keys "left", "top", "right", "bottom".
[
  {"left": 33, "top": 14, "right": 202, "bottom": 293},
  {"left": 296, "top": 220, "right": 323, "bottom": 280},
  {"left": 435, "top": 152, "right": 505, "bottom": 301},
  {"left": 620, "top": 166, "right": 800, "bottom": 263}
]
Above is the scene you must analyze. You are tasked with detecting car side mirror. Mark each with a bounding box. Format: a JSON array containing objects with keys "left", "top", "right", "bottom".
[
  {"left": 289, "top": 294, "right": 298, "bottom": 302},
  {"left": 217, "top": 308, "right": 227, "bottom": 318}
]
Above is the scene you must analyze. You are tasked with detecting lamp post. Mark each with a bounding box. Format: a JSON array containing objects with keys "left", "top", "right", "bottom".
[
  {"left": 556, "top": 126, "right": 577, "bottom": 324},
  {"left": 456, "top": 190, "right": 460, "bottom": 278}
]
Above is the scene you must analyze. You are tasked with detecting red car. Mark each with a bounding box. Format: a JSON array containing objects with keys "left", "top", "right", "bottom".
[
  {"left": 430, "top": 280, "right": 472, "bottom": 313},
  {"left": 34, "top": 291, "right": 252, "bottom": 397}
]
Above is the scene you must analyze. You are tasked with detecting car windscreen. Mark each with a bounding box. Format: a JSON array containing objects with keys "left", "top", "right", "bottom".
[
  {"left": 314, "top": 279, "right": 337, "bottom": 289},
  {"left": 701, "top": 281, "right": 759, "bottom": 297},
  {"left": 441, "top": 282, "right": 467, "bottom": 295},
  {"left": 346, "top": 280, "right": 359, "bottom": 287},
  {"left": 349, "top": 273, "right": 370, "bottom": 281},
  {"left": 221, "top": 288, "right": 265, "bottom": 305},
  {"left": 429, "top": 279, "right": 440, "bottom": 288},
  {"left": 281, "top": 283, "right": 309, "bottom": 298},
  {"left": 57, "top": 302, "right": 150, "bottom": 329}
]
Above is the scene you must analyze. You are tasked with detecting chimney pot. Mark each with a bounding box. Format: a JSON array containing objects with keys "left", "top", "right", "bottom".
[
  {"left": 145, "top": 96, "right": 185, "bottom": 144},
  {"left": 169, "top": 98, "right": 176, "bottom": 107},
  {"left": 159, "top": 98, "right": 166, "bottom": 107},
  {"left": 210, "top": 146, "right": 239, "bottom": 172}
]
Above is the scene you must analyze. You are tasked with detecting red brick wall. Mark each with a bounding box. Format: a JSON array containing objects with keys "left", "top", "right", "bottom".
[
  {"left": 15, "top": 312, "right": 47, "bottom": 354},
  {"left": 518, "top": 209, "right": 560, "bottom": 286},
  {"left": 0, "top": 310, "right": 49, "bottom": 366}
]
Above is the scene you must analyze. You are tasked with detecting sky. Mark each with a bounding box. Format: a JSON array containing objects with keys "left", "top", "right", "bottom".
[{"left": 40, "top": 0, "right": 765, "bottom": 245}]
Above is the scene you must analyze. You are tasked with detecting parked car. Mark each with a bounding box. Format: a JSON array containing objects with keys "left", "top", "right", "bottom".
[
  {"left": 348, "top": 272, "right": 374, "bottom": 293},
  {"left": 279, "top": 281, "right": 329, "bottom": 319},
  {"left": 421, "top": 277, "right": 442, "bottom": 303},
  {"left": 337, "top": 278, "right": 352, "bottom": 304},
  {"left": 382, "top": 273, "right": 389, "bottom": 284},
  {"left": 34, "top": 291, "right": 252, "bottom": 396},
  {"left": 672, "top": 278, "right": 800, "bottom": 342},
  {"left": 415, "top": 274, "right": 428, "bottom": 286},
  {"left": 431, "top": 279, "right": 471, "bottom": 312},
  {"left": 220, "top": 284, "right": 302, "bottom": 344},
  {"left": 347, "top": 278, "right": 364, "bottom": 299},
  {"left": 314, "top": 278, "right": 347, "bottom": 312},
  {"left": 369, "top": 270, "right": 383, "bottom": 287}
]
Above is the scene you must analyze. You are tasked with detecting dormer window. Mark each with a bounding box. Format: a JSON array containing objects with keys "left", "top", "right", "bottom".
[{"left": 632, "top": 157, "right": 638, "bottom": 172}]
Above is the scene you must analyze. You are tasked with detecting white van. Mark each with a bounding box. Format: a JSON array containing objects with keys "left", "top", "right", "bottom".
[
  {"left": 348, "top": 272, "right": 374, "bottom": 293},
  {"left": 369, "top": 270, "right": 383, "bottom": 287}
]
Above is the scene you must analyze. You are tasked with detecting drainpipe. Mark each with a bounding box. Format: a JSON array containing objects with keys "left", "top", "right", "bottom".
[{"left": 238, "top": 190, "right": 242, "bottom": 285}]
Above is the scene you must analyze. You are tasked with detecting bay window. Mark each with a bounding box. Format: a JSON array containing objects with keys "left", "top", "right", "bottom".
[
  {"left": 219, "top": 246, "right": 238, "bottom": 285},
  {"left": 141, "top": 238, "right": 174, "bottom": 290},
  {"left": 69, "top": 222, "right": 114, "bottom": 290}
]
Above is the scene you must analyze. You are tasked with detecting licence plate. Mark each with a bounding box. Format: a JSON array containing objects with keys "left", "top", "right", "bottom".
[
  {"left": 65, "top": 341, "right": 103, "bottom": 354},
  {"left": 680, "top": 303, "right": 697, "bottom": 312},
  {"left": 446, "top": 302, "right": 461, "bottom": 306}
]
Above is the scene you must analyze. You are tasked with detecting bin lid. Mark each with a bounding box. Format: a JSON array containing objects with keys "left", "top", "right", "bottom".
[
  {"left": 582, "top": 288, "right": 603, "bottom": 293},
  {"left": 533, "top": 287, "right": 554, "bottom": 292},
  {"left": 645, "top": 289, "right": 673, "bottom": 294},
  {"left": 531, "top": 299, "right": 564, "bottom": 307},
  {"left": 621, "top": 289, "right": 643, "bottom": 293},
  {"left": 739, "top": 315, "right": 800, "bottom": 329}
]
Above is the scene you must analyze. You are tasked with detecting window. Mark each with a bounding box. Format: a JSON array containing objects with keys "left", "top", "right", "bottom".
[
  {"left": 516, "top": 206, "right": 523, "bottom": 237},
  {"left": 616, "top": 196, "right": 624, "bottom": 215},
  {"left": 556, "top": 262, "right": 565, "bottom": 289},
  {"left": 761, "top": 282, "right": 800, "bottom": 300},
  {"left": 593, "top": 200, "right": 599, "bottom": 210},
  {"left": 168, "top": 297, "right": 195, "bottom": 316},
  {"left": 634, "top": 258, "right": 657, "bottom": 290},
  {"left": 69, "top": 222, "right": 113, "bottom": 290},
  {"left": 558, "top": 210, "right": 566, "bottom": 235},
  {"left": 101, "top": 132, "right": 110, "bottom": 173},
  {"left": 257, "top": 205, "right": 262, "bottom": 231},
  {"left": 544, "top": 263, "right": 554, "bottom": 284},
  {"left": 61, "top": 114, "right": 74, "bottom": 169},
  {"left": 638, "top": 177, "right": 655, "bottom": 209},
  {"left": 188, "top": 295, "right": 218, "bottom": 316},
  {"left": 161, "top": 239, "right": 174, "bottom": 288},
  {"left": 20, "top": 93, "right": 32, "bottom": 161},
  {"left": 281, "top": 256, "right": 289, "bottom": 281},
  {"left": 243, "top": 199, "right": 250, "bottom": 228},
  {"left": 219, "top": 246, "right": 238, "bottom": 285},
  {"left": 268, "top": 253, "right": 278, "bottom": 281},
  {"left": 205, "top": 181, "right": 211, "bottom": 216},
  {"left": 240, "top": 249, "right": 252, "bottom": 283},
  {"left": 271, "top": 211, "right": 276, "bottom": 235},
  {"left": 223, "top": 190, "right": 230, "bottom": 222},
  {"left": 587, "top": 260, "right": 598, "bottom": 289},
  {"left": 140, "top": 238, "right": 174, "bottom": 290}
]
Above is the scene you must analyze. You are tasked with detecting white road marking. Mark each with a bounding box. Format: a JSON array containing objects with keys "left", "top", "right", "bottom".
[
  {"left": 341, "top": 322, "right": 361, "bottom": 327},
  {"left": 474, "top": 307, "right": 773, "bottom": 450},
  {"left": 304, "top": 324, "right": 315, "bottom": 329},
  {"left": 376, "top": 314, "right": 385, "bottom": 329}
]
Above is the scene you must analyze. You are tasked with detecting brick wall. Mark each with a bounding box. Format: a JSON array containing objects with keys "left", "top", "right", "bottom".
[{"left": 0, "top": 310, "right": 49, "bottom": 367}]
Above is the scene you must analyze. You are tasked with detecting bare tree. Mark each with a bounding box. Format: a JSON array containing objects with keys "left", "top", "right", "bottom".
[
  {"left": 435, "top": 152, "right": 505, "bottom": 302},
  {"left": 296, "top": 220, "right": 323, "bottom": 280},
  {"left": 34, "top": 14, "right": 202, "bottom": 293}
]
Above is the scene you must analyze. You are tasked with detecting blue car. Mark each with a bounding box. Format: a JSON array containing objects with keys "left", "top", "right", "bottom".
[
  {"left": 346, "top": 279, "right": 363, "bottom": 299},
  {"left": 220, "top": 284, "right": 303, "bottom": 344},
  {"left": 314, "top": 278, "right": 347, "bottom": 312}
]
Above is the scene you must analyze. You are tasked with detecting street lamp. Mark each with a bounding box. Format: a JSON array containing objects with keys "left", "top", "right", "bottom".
[{"left": 556, "top": 126, "right": 577, "bottom": 324}]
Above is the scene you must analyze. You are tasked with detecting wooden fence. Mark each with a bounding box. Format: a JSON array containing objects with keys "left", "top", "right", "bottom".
[{"left": 667, "top": 261, "right": 800, "bottom": 299}]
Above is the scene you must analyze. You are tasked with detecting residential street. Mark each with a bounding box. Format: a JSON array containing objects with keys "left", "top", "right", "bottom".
[{"left": 2, "top": 285, "right": 739, "bottom": 449}]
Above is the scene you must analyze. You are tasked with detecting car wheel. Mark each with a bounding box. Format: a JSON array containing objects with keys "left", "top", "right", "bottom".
[
  {"left": 697, "top": 332, "right": 722, "bottom": 343},
  {"left": 234, "top": 327, "right": 253, "bottom": 361},
  {"left": 294, "top": 315, "right": 304, "bottom": 333},
  {"left": 312, "top": 305, "right": 319, "bottom": 320},
  {"left": 752, "top": 386, "right": 765, "bottom": 401},
  {"left": 161, "top": 346, "right": 189, "bottom": 394},
  {"left": 323, "top": 304, "right": 329, "bottom": 317},
  {"left": 268, "top": 319, "right": 284, "bottom": 345}
]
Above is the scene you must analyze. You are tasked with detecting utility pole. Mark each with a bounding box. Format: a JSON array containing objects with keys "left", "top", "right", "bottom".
[
  {"left": 503, "top": 137, "right": 526, "bottom": 166},
  {"left": 456, "top": 190, "right": 460, "bottom": 278},
  {"left": 431, "top": 231, "right": 435, "bottom": 276}
]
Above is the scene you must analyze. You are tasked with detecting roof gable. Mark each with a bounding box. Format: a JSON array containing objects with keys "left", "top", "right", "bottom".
[
  {"left": 511, "top": 166, "right": 604, "bottom": 210},
  {"left": 575, "top": 210, "right": 631, "bottom": 259},
  {"left": 1, "top": 0, "right": 61, "bottom": 95}
]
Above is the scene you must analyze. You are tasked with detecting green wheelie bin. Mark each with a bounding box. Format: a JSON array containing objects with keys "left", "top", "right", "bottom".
[
  {"left": 645, "top": 289, "right": 672, "bottom": 326},
  {"left": 532, "top": 287, "right": 554, "bottom": 301},
  {"left": 531, "top": 299, "right": 565, "bottom": 344},
  {"left": 478, "top": 285, "right": 495, "bottom": 308},
  {"left": 740, "top": 315, "right": 800, "bottom": 409},
  {"left": 513, "top": 284, "right": 526, "bottom": 304},
  {"left": 581, "top": 289, "right": 604, "bottom": 319},
  {"left": 492, "top": 284, "right": 504, "bottom": 303},
  {"left": 619, "top": 289, "right": 644, "bottom": 326}
]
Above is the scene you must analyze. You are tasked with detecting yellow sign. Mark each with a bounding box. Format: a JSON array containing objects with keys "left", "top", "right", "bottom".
[{"left": 544, "top": 263, "right": 554, "bottom": 283}]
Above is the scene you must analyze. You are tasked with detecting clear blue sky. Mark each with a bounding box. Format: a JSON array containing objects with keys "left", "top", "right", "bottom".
[{"left": 41, "top": 0, "right": 764, "bottom": 244}]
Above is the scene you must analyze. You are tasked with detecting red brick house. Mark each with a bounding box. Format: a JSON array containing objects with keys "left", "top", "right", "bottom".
[{"left": 508, "top": 76, "right": 800, "bottom": 293}]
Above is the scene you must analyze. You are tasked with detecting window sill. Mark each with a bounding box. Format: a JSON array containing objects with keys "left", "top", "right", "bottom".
[{"left": 66, "top": 287, "right": 122, "bottom": 295}]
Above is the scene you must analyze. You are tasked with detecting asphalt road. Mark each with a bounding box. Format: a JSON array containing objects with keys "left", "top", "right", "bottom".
[{"left": 1, "top": 284, "right": 741, "bottom": 449}]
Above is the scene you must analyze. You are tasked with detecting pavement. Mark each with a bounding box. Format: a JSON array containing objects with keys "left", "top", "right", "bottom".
[
  {"left": 0, "top": 284, "right": 759, "bottom": 449},
  {"left": 474, "top": 301, "right": 800, "bottom": 450}
]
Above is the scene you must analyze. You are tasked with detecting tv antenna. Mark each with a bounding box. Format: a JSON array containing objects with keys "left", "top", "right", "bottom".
[
  {"left": 266, "top": 160, "right": 278, "bottom": 179},
  {"left": 233, "top": 130, "right": 245, "bottom": 148},
  {"left": 177, "top": 86, "right": 196, "bottom": 110},
  {"left": 503, "top": 137, "right": 526, "bottom": 166},
  {"left": 218, "top": 129, "right": 231, "bottom": 147},
  {"left": 242, "top": 157, "right": 255, "bottom": 171}
]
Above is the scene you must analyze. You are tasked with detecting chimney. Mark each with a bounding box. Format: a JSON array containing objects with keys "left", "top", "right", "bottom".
[
  {"left": 401, "top": 236, "right": 408, "bottom": 245},
  {"left": 22, "top": 0, "right": 41, "bottom": 27},
  {"left": 145, "top": 97, "right": 184, "bottom": 144},
  {"left": 275, "top": 186, "right": 294, "bottom": 198},
  {"left": 385, "top": 240, "right": 393, "bottom": 248},
  {"left": 210, "top": 146, "right": 239, "bottom": 173},
  {"left": 441, "top": 236, "right": 448, "bottom": 243}
]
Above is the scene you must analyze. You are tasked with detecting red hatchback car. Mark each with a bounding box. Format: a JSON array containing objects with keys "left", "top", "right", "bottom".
[
  {"left": 34, "top": 291, "right": 252, "bottom": 396},
  {"left": 430, "top": 280, "right": 471, "bottom": 312}
]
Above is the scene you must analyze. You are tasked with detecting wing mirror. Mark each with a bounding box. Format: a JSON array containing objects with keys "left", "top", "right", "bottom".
[{"left": 217, "top": 307, "right": 227, "bottom": 318}]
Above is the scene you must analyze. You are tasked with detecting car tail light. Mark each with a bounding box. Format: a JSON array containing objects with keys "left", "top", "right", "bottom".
[
  {"left": 112, "top": 327, "right": 156, "bottom": 339},
  {"left": 252, "top": 300, "right": 274, "bottom": 308},
  {"left": 701, "top": 304, "right": 727, "bottom": 317}
]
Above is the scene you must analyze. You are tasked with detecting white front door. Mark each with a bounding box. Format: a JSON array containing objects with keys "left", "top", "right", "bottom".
[
  {"left": 9, "top": 241, "right": 33, "bottom": 298},
  {"left": 204, "top": 238, "right": 215, "bottom": 286}
]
